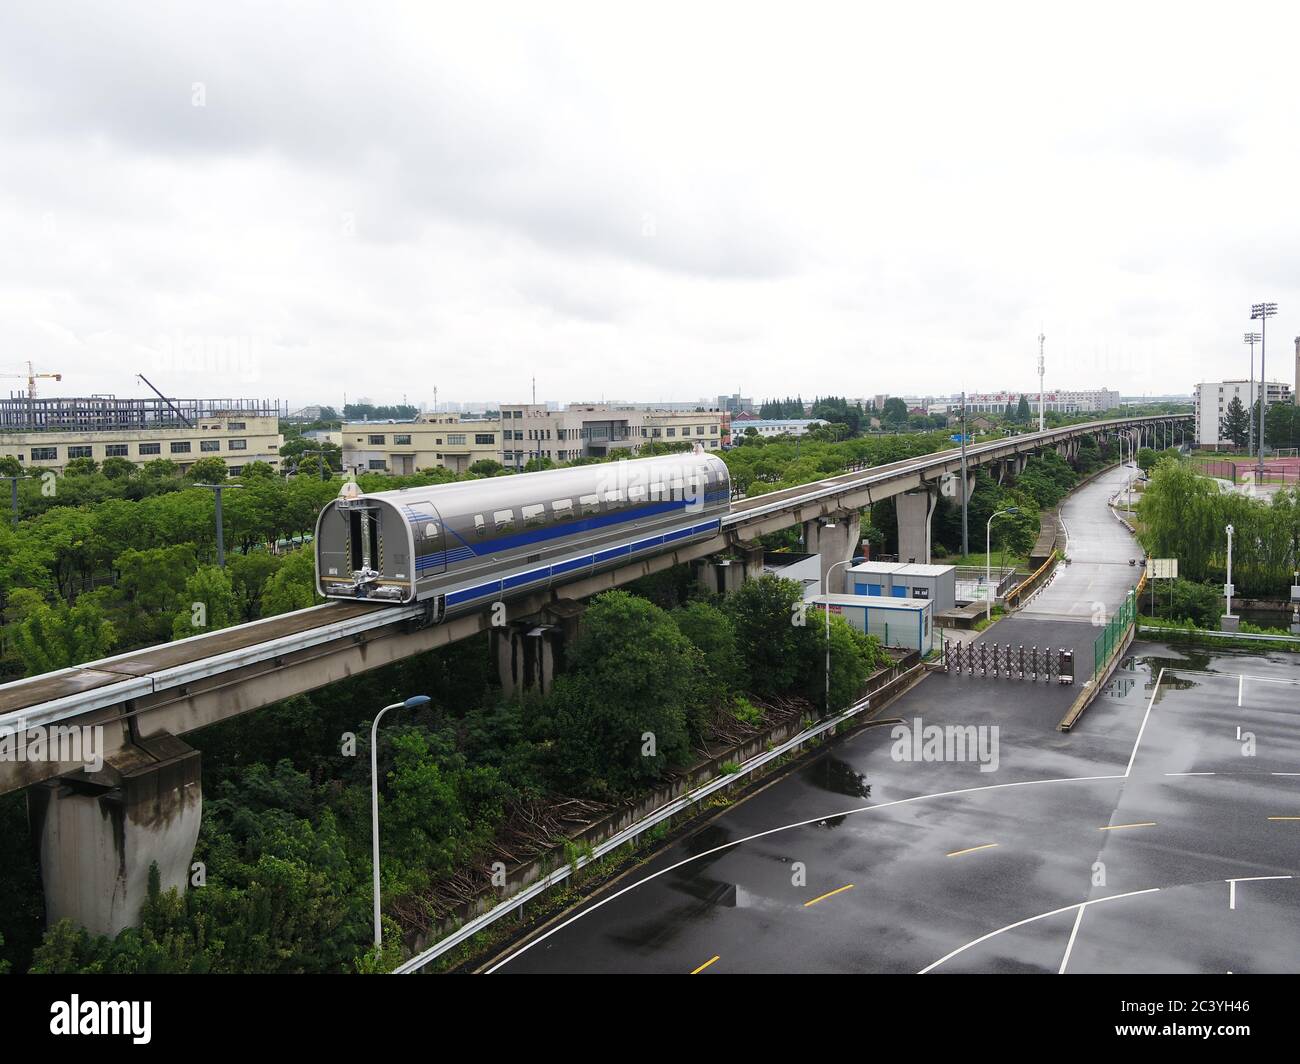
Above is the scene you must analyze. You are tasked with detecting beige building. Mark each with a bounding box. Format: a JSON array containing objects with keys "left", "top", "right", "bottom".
[
  {"left": 499, "top": 403, "right": 725, "bottom": 467},
  {"left": 0, "top": 413, "right": 282, "bottom": 474},
  {"left": 342, "top": 416, "right": 501, "bottom": 475}
]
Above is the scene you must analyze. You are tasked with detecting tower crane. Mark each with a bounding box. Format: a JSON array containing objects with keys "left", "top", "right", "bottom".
[{"left": 1, "top": 360, "right": 63, "bottom": 398}]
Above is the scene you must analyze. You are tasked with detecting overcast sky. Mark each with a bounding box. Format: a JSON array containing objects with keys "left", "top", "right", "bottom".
[{"left": 3, "top": 1, "right": 1299, "bottom": 411}]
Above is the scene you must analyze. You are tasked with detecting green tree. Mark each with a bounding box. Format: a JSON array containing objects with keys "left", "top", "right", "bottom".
[
  {"left": 551, "top": 591, "right": 703, "bottom": 796},
  {"left": 6, "top": 588, "right": 117, "bottom": 674},
  {"left": 1016, "top": 395, "right": 1032, "bottom": 423},
  {"left": 100, "top": 456, "right": 135, "bottom": 479},
  {"left": 259, "top": 548, "right": 322, "bottom": 616},
  {"left": 187, "top": 456, "right": 229, "bottom": 483},
  {"left": 172, "top": 565, "right": 240, "bottom": 639},
  {"left": 1221, "top": 395, "right": 1250, "bottom": 449}
]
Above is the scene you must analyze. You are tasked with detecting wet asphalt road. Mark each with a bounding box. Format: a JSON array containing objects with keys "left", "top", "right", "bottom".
[{"left": 491, "top": 464, "right": 1300, "bottom": 975}]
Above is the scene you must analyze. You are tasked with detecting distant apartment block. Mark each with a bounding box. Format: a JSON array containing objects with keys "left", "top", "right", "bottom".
[
  {"left": 947, "top": 388, "right": 1121, "bottom": 415},
  {"left": 1193, "top": 379, "right": 1293, "bottom": 448}
]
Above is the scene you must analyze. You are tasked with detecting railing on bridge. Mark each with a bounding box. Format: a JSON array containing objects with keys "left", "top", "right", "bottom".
[{"left": 1093, "top": 588, "right": 1137, "bottom": 686}]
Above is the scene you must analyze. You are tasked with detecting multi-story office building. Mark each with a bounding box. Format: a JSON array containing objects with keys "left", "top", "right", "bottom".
[
  {"left": 342, "top": 415, "right": 501, "bottom": 475},
  {"left": 1192, "top": 379, "right": 1293, "bottom": 448},
  {"left": 0, "top": 396, "right": 283, "bottom": 474},
  {"left": 498, "top": 403, "right": 725, "bottom": 466},
  {"left": 958, "top": 388, "right": 1121, "bottom": 415}
]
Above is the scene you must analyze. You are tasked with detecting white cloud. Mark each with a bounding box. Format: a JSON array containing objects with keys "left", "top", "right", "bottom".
[{"left": 2, "top": 0, "right": 1299, "bottom": 409}]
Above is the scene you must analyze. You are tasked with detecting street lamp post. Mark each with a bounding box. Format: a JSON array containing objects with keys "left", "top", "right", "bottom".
[
  {"left": 823, "top": 556, "right": 855, "bottom": 716},
  {"left": 0, "top": 474, "right": 31, "bottom": 529},
  {"left": 959, "top": 391, "right": 969, "bottom": 558},
  {"left": 195, "top": 482, "right": 242, "bottom": 568},
  {"left": 370, "top": 693, "right": 432, "bottom": 948},
  {"left": 1224, "top": 524, "right": 1236, "bottom": 623},
  {"left": 1251, "top": 303, "right": 1277, "bottom": 478},
  {"left": 985, "top": 508, "right": 1019, "bottom": 620},
  {"left": 1244, "top": 333, "right": 1261, "bottom": 457}
]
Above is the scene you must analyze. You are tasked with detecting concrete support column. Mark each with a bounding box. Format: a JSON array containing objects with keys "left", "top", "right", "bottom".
[
  {"left": 803, "top": 509, "right": 859, "bottom": 593},
  {"left": 692, "top": 540, "right": 764, "bottom": 598},
  {"left": 493, "top": 599, "right": 584, "bottom": 698},
  {"left": 896, "top": 487, "right": 937, "bottom": 565},
  {"left": 29, "top": 734, "right": 201, "bottom": 938}
]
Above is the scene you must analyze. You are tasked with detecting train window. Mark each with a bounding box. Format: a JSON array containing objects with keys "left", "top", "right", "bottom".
[
  {"left": 473, "top": 514, "right": 487, "bottom": 537},
  {"left": 493, "top": 509, "right": 514, "bottom": 533},
  {"left": 552, "top": 498, "right": 573, "bottom": 520},
  {"left": 579, "top": 494, "right": 600, "bottom": 515},
  {"left": 422, "top": 521, "right": 440, "bottom": 540},
  {"left": 603, "top": 489, "right": 624, "bottom": 505},
  {"left": 522, "top": 503, "right": 546, "bottom": 528},
  {"left": 628, "top": 484, "right": 646, "bottom": 502}
]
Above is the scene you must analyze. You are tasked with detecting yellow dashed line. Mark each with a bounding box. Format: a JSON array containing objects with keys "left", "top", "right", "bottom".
[
  {"left": 804, "top": 884, "right": 855, "bottom": 907},
  {"left": 1267, "top": 817, "right": 1300, "bottom": 822},
  {"left": 1099, "top": 821, "right": 1157, "bottom": 831},
  {"left": 947, "top": 843, "right": 999, "bottom": 858},
  {"left": 690, "top": 955, "right": 720, "bottom": 974}
]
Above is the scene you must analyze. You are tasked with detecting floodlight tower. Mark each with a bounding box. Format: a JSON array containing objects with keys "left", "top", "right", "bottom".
[
  {"left": 1251, "top": 302, "right": 1277, "bottom": 477},
  {"left": 1244, "top": 333, "right": 1261, "bottom": 456},
  {"left": 1037, "top": 331, "right": 1046, "bottom": 433}
]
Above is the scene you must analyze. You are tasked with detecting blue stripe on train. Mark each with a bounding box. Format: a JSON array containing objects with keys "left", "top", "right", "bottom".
[{"left": 439, "top": 518, "right": 721, "bottom": 607}]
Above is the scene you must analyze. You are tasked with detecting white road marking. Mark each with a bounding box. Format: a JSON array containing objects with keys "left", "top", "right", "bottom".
[
  {"left": 919, "top": 888, "right": 1161, "bottom": 975},
  {"left": 1124, "top": 667, "right": 1166, "bottom": 779},
  {"left": 1164, "top": 772, "right": 1215, "bottom": 776},
  {"left": 487, "top": 772, "right": 1126, "bottom": 972},
  {"left": 1238, "top": 674, "right": 1244, "bottom": 707},
  {"left": 1227, "top": 875, "right": 1292, "bottom": 910},
  {"left": 1059, "top": 905, "right": 1087, "bottom": 974}
]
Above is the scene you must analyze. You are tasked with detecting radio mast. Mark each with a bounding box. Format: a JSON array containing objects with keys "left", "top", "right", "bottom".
[{"left": 1037, "top": 331, "right": 1046, "bottom": 433}]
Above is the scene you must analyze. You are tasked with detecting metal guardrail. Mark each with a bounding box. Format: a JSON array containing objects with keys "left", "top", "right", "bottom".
[
  {"left": 1136, "top": 625, "right": 1300, "bottom": 646},
  {"left": 394, "top": 662, "right": 925, "bottom": 974}
]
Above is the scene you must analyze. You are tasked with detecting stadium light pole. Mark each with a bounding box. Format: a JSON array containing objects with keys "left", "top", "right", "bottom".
[
  {"left": 371, "top": 694, "right": 432, "bottom": 948},
  {"left": 1251, "top": 303, "right": 1277, "bottom": 478},
  {"left": 1244, "top": 333, "right": 1261, "bottom": 457}
]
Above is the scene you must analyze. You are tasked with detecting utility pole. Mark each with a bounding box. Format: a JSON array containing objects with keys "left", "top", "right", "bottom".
[{"left": 960, "top": 391, "right": 969, "bottom": 557}]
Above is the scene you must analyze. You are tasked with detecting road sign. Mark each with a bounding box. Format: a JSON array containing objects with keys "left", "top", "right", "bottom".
[
  {"left": 949, "top": 434, "right": 972, "bottom": 443},
  {"left": 1151, "top": 558, "right": 1178, "bottom": 579}
]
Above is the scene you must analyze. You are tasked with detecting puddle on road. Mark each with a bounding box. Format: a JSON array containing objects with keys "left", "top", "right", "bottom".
[
  {"left": 802, "top": 755, "right": 872, "bottom": 799},
  {"left": 1135, "top": 650, "right": 1215, "bottom": 673}
]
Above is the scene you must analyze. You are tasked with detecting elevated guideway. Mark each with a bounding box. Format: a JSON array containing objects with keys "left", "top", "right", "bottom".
[{"left": 0, "top": 413, "right": 1187, "bottom": 795}]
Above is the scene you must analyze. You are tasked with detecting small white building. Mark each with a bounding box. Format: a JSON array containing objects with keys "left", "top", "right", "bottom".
[
  {"left": 847, "top": 561, "right": 957, "bottom": 612},
  {"left": 811, "top": 594, "right": 935, "bottom": 654}
]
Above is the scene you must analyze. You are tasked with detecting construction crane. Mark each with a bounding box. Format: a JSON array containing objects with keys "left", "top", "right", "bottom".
[{"left": 1, "top": 360, "right": 62, "bottom": 399}]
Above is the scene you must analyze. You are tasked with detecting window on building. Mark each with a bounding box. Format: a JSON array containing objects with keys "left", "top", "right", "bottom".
[
  {"left": 667, "top": 428, "right": 676, "bottom": 437},
  {"left": 448, "top": 434, "right": 466, "bottom": 445},
  {"left": 394, "top": 434, "right": 412, "bottom": 445},
  {"left": 201, "top": 439, "right": 220, "bottom": 452},
  {"left": 368, "top": 434, "right": 386, "bottom": 445},
  {"left": 105, "top": 444, "right": 128, "bottom": 457},
  {"left": 139, "top": 442, "right": 161, "bottom": 455},
  {"left": 368, "top": 459, "right": 387, "bottom": 470},
  {"left": 68, "top": 445, "right": 93, "bottom": 458},
  {"left": 475, "top": 433, "right": 494, "bottom": 445},
  {"left": 171, "top": 441, "right": 191, "bottom": 454},
  {"left": 228, "top": 422, "right": 246, "bottom": 430},
  {"left": 512, "top": 410, "right": 522, "bottom": 418},
  {"left": 31, "top": 446, "right": 57, "bottom": 461},
  {"left": 229, "top": 466, "right": 243, "bottom": 475}
]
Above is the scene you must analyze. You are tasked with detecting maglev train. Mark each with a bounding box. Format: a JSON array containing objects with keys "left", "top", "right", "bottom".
[{"left": 314, "top": 450, "right": 730, "bottom": 617}]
